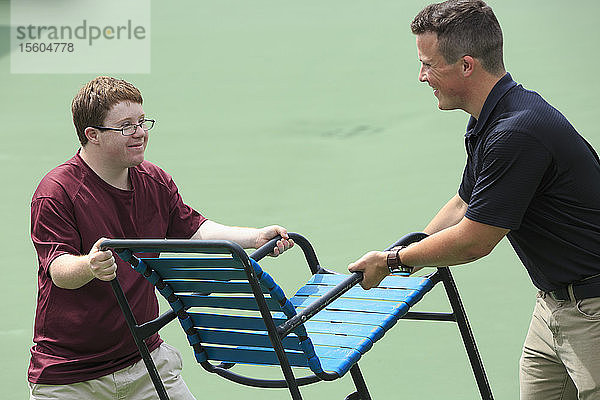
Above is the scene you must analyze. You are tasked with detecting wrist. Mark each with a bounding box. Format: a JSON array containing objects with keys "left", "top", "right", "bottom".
[
  {"left": 385, "top": 246, "right": 414, "bottom": 274},
  {"left": 379, "top": 251, "right": 389, "bottom": 268},
  {"left": 250, "top": 227, "right": 264, "bottom": 249}
]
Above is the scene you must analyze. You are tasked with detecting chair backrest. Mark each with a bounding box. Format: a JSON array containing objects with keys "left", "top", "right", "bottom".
[{"left": 108, "top": 239, "right": 319, "bottom": 370}]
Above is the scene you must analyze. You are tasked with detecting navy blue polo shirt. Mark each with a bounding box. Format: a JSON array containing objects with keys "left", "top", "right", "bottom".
[{"left": 458, "top": 73, "right": 600, "bottom": 291}]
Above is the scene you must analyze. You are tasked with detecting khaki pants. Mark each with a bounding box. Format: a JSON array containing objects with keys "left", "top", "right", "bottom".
[
  {"left": 520, "top": 291, "right": 600, "bottom": 399},
  {"left": 29, "top": 343, "right": 196, "bottom": 400}
]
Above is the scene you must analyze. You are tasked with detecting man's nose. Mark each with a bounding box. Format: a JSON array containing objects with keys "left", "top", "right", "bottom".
[
  {"left": 131, "top": 124, "right": 146, "bottom": 136},
  {"left": 418, "top": 65, "right": 427, "bottom": 82}
]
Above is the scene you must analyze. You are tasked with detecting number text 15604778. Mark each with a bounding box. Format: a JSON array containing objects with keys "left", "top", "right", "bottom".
[{"left": 18, "top": 43, "right": 74, "bottom": 53}]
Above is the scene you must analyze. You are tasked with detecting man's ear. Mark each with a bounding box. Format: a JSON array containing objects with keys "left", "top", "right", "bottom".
[
  {"left": 84, "top": 127, "right": 100, "bottom": 144},
  {"left": 462, "top": 55, "right": 475, "bottom": 77}
]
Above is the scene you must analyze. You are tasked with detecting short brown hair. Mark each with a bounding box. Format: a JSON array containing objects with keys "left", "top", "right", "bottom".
[
  {"left": 411, "top": 0, "right": 505, "bottom": 74},
  {"left": 71, "top": 76, "right": 143, "bottom": 146}
]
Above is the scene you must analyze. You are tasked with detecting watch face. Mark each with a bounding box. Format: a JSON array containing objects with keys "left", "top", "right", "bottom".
[{"left": 387, "top": 251, "right": 399, "bottom": 268}]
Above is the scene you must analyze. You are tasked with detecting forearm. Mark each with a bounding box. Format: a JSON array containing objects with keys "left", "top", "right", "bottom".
[
  {"left": 193, "top": 220, "right": 259, "bottom": 249},
  {"left": 49, "top": 253, "right": 95, "bottom": 289},
  {"left": 350, "top": 212, "right": 508, "bottom": 290},
  {"left": 403, "top": 226, "right": 486, "bottom": 267},
  {"left": 352, "top": 224, "right": 486, "bottom": 290},
  {"left": 423, "top": 193, "right": 468, "bottom": 235},
  {"left": 403, "top": 217, "right": 509, "bottom": 268}
]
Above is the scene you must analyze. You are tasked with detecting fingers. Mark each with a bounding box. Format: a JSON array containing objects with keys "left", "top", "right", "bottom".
[
  {"left": 279, "top": 238, "right": 294, "bottom": 252},
  {"left": 91, "top": 237, "right": 105, "bottom": 252},
  {"left": 89, "top": 238, "right": 117, "bottom": 281},
  {"left": 347, "top": 251, "right": 387, "bottom": 290},
  {"left": 356, "top": 272, "right": 379, "bottom": 290},
  {"left": 273, "top": 225, "right": 289, "bottom": 240},
  {"left": 270, "top": 238, "right": 294, "bottom": 257},
  {"left": 347, "top": 259, "right": 363, "bottom": 273},
  {"left": 259, "top": 225, "right": 293, "bottom": 257},
  {"left": 348, "top": 260, "right": 372, "bottom": 290}
]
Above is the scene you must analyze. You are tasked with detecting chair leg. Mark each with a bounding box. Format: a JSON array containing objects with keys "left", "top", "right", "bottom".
[
  {"left": 438, "top": 267, "right": 494, "bottom": 400},
  {"left": 279, "top": 364, "right": 303, "bottom": 399},
  {"left": 272, "top": 346, "right": 303, "bottom": 399},
  {"left": 349, "top": 364, "right": 372, "bottom": 400},
  {"left": 110, "top": 280, "right": 170, "bottom": 400},
  {"left": 137, "top": 340, "right": 170, "bottom": 400}
]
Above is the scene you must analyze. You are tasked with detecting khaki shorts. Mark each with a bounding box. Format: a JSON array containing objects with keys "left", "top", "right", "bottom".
[
  {"left": 29, "top": 342, "right": 196, "bottom": 400},
  {"left": 520, "top": 291, "right": 600, "bottom": 400}
]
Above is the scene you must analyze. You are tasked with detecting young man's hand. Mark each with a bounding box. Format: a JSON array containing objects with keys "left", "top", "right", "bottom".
[
  {"left": 255, "top": 225, "right": 294, "bottom": 256},
  {"left": 88, "top": 238, "right": 118, "bottom": 281}
]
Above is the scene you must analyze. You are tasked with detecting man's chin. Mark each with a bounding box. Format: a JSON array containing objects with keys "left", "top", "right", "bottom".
[
  {"left": 437, "top": 101, "right": 458, "bottom": 111},
  {"left": 129, "top": 157, "right": 145, "bottom": 167}
]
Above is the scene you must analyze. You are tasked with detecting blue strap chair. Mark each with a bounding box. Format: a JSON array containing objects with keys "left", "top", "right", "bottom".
[{"left": 102, "top": 232, "right": 493, "bottom": 399}]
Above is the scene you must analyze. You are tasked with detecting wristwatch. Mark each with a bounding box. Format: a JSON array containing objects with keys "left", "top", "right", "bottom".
[{"left": 386, "top": 246, "right": 414, "bottom": 274}]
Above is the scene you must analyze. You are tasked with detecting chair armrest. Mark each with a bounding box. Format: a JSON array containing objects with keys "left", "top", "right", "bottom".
[
  {"left": 137, "top": 309, "right": 178, "bottom": 340},
  {"left": 250, "top": 232, "right": 322, "bottom": 274},
  {"left": 386, "top": 232, "right": 428, "bottom": 250},
  {"left": 276, "top": 272, "right": 363, "bottom": 338},
  {"left": 276, "top": 232, "right": 430, "bottom": 338}
]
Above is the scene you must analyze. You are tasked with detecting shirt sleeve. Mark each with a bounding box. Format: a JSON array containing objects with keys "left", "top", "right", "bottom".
[
  {"left": 165, "top": 178, "right": 207, "bottom": 239},
  {"left": 458, "top": 161, "right": 475, "bottom": 204},
  {"left": 465, "top": 130, "right": 552, "bottom": 230},
  {"left": 31, "top": 197, "right": 82, "bottom": 275}
]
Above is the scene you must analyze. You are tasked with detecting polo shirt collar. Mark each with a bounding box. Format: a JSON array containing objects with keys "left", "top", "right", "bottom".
[{"left": 465, "top": 72, "right": 517, "bottom": 138}]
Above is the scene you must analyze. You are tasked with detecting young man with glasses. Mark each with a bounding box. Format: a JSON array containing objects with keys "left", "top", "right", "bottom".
[
  {"left": 349, "top": 1, "right": 600, "bottom": 398},
  {"left": 28, "top": 76, "right": 293, "bottom": 399}
]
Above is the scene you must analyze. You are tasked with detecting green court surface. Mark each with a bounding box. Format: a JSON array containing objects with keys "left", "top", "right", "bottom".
[{"left": 1, "top": 0, "right": 599, "bottom": 398}]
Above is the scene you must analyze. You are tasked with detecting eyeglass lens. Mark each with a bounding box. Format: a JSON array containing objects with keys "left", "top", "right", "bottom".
[{"left": 123, "top": 119, "right": 154, "bottom": 135}]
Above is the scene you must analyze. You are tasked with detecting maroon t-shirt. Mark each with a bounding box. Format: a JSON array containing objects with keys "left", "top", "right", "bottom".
[{"left": 29, "top": 152, "right": 206, "bottom": 384}]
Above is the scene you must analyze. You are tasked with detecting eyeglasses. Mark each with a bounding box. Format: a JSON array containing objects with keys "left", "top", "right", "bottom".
[{"left": 91, "top": 119, "right": 156, "bottom": 136}]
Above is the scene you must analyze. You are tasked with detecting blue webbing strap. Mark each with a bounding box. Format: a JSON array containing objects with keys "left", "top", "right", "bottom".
[
  {"left": 249, "top": 259, "right": 323, "bottom": 374},
  {"left": 116, "top": 249, "right": 133, "bottom": 263},
  {"left": 117, "top": 249, "right": 208, "bottom": 363}
]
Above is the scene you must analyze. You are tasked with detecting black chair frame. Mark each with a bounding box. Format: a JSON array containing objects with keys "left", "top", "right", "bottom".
[{"left": 104, "top": 232, "right": 493, "bottom": 400}]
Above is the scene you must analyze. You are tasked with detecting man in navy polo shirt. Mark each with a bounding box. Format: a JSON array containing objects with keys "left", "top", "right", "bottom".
[{"left": 348, "top": 1, "right": 600, "bottom": 398}]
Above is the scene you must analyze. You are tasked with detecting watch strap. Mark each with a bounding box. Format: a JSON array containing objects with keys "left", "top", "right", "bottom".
[
  {"left": 386, "top": 249, "right": 400, "bottom": 272},
  {"left": 386, "top": 246, "right": 414, "bottom": 274}
]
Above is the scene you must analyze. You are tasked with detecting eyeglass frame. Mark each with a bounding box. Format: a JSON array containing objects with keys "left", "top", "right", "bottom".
[{"left": 90, "top": 118, "right": 156, "bottom": 136}]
